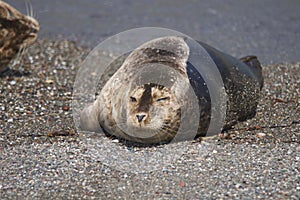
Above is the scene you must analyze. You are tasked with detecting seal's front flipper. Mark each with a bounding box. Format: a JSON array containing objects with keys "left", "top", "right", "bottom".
[
  {"left": 240, "top": 55, "right": 264, "bottom": 89},
  {"left": 80, "top": 103, "right": 102, "bottom": 133}
]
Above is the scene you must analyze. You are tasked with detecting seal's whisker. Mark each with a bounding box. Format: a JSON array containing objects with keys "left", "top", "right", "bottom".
[
  {"left": 12, "top": 46, "right": 23, "bottom": 66},
  {"left": 25, "top": 0, "right": 29, "bottom": 17},
  {"left": 29, "top": 1, "right": 36, "bottom": 19},
  {"left": 30, "top": 1, "right": 34, "bottom": 18},
  {"left": 24, "top": 0, "right": 33, "bottom": 18},
  {"left": 16, "top": 45, "right": 27, "bottom": 68},
  {"left": 115, "top": 122, "right": 129, "bottom": 128},
  {"left": 158, "top": 125, "right": 178, "bottom": 136}
]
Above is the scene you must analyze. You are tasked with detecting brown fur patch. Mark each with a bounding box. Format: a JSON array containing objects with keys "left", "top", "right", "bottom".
[{"left": 0, "top": 1, "right": 39, "bottom": 72}]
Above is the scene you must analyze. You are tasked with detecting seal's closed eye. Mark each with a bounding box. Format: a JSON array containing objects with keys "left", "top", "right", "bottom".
[
  {"left": 130, "top": 97, "right": 137, "bottom": 102},
  {"left": 156, "top": 97, "right": 170, "bottom": 102}
]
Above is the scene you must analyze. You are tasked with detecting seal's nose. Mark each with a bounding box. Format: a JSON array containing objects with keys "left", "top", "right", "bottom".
[{"left": 136, "top": 114, "right": 146, "bottom": 123}]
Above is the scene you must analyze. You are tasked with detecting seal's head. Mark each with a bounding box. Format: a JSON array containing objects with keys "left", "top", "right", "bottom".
[
  {"left": 118, "top": 83, "right": 181, "bottom": 143},
  {"left": 80, "top": 36, "right": 197, "bottom": 144},
  {"left": 0, "top": 1, "right": 40, "bottom": 72},
  {"left": 0, "top": 1, "right": 39, "bottom": 46}
]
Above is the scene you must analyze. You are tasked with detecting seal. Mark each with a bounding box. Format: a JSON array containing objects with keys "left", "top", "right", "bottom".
[
  {"left": 0, "top": 0, "right": 39, "bottom": 74},
  {"left": 80, "top": 36, "right": 263, "bottom": 144}
]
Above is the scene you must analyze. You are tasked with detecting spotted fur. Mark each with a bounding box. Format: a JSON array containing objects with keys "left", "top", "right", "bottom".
[{"left": 0, "top": 0, "right": 39, "bottom": 73}]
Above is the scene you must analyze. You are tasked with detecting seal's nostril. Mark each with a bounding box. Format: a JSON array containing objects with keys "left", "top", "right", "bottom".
[
  {"left": 31, "top": 27, "right": 37, "bottom": 33},
  {"left": 136, "top": 114, "right": 146, "bottom": 123}
]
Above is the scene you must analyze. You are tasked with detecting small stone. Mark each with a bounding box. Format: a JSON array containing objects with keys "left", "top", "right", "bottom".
[
  {"left": 219, "top": 132, "right": 231, "bottom": 139},
  {"left": 179, "top": 181, "right": 186, "bottom": 187},
  {"left": 9, "top": 80, "right": 16, "bottom": 85},
  {"left": 62, "top": 105, "right": 70, "bottom": 111},
  {"left": 48, "top": 129, "right": 75, "bottom": 137},
  {"left": 56, "top": 65, "right": 67, "bottom": 70},
  {"left": 7, "top": 118, "right": 13, "bottom": 122},
  {"left": 257, "top": 132, "right": 266, "bottom": 138},
  {"left": 112, "top": 139, "right": 119, "bottom": 143},
  {"left": 254, "top": 125, "right": 262, "bottom": 130},
  {"left": 45, "top": 79, "right": 54, "bottom": 84}
]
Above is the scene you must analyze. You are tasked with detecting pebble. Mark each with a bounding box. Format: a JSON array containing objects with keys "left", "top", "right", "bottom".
[
  {"left": 45, "top": 79, "right": 54, "bottom": 84},
  {"left": 112, "top": 139, "right": 119, "bottom": 143},
  {"left": 257, "top": 132, "right": 266, "bottom": 138},
  {"left": 62, "top": 105, "right": 70, "bottom": 111},
  {"left": 9, "top": 80, "right": 16, "bottom": 85}
]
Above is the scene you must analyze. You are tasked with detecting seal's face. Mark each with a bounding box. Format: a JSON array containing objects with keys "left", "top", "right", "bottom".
[
  {"left": 17, "top": 15, "right": 39, "bottom": 47},
  {"left": 123, "top": 83, "right": 181, "bottom": 141}
]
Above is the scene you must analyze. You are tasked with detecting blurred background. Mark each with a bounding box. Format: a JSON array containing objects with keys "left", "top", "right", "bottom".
[{"left": 8, "top": 0, "right": 300, "bottom": 64}]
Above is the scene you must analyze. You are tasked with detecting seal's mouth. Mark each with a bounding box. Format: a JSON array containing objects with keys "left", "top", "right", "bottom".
[{"left": 120, "top": 111, "right": 181, "bottom": 143}]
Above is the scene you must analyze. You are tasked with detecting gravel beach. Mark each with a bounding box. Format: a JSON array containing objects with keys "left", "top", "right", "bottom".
[
  {"left": 0, "top": 39, "right": 299, "bottom": 199},
  {"left": 1, "top": 0, "right": 300, "bottom": 198}
]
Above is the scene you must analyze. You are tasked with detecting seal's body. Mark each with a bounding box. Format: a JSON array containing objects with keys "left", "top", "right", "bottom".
[{"left": 80, "top": 36, "right": 263, "bottom": 144}]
